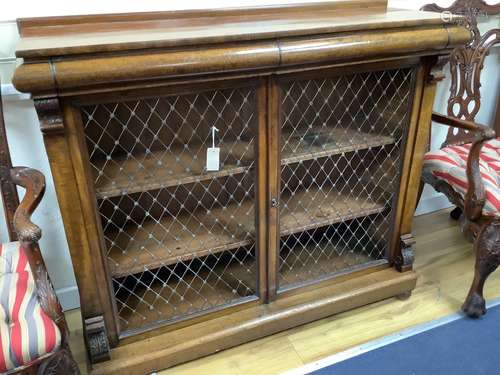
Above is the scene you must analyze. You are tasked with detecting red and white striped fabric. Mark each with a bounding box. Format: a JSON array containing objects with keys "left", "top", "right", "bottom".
[
  {"left": 423, "top": 138, "right": 500, "bottom": 217},
  {"left": 0, "top": 242, "right": 61, "bottom": 372}
]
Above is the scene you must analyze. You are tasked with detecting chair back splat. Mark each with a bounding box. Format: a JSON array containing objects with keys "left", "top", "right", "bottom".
[{"left": 422, "top": 0, "right": 500, "bottom": 146}]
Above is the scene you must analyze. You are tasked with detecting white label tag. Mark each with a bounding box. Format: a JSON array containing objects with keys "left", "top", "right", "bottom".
[{"left": 206, "top": 147, "right": 220, "bottom": 171}]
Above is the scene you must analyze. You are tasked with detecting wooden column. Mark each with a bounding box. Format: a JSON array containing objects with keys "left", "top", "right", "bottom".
[{"left": 34, "top": 98, "right": 117, "bottom": 359}]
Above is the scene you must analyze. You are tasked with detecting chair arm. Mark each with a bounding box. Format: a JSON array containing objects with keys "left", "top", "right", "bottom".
[
  {"left": 10, "top": 167, "right": 68, "bottom": 338},
  {"left": 431, "top": 112, "right": 496, "bottom": 221},
  {"left": 10, "top": 167, "right": 46, "bottom": 244},
  {"left": 431, "top": 113, "right": 493, "bottom": 136}
]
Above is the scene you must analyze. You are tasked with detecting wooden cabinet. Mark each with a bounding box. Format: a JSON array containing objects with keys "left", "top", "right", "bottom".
[{"left": 12, "top": 2, "right": 470, "bottom": 373}]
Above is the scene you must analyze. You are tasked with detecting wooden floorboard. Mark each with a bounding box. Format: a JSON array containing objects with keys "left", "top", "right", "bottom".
[{"left": 66, "top": 208, "right": 500, "bottom": 374}]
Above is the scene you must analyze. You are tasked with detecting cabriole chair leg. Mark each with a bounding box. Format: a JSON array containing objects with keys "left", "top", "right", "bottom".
[
  {"left": 37, "top": 343, "right": 80, "bottom": 375},
  {"left": 462, "top": 221, "right": 500, "bottom": 318}
]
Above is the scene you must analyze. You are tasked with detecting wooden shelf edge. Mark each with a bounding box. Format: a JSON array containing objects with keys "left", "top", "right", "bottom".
[
  {"left": 109, "top": 202, "right": 386, "bottom": 278},
  {"left": 91, "top": 268, "right": 417, "bottom": 374},
  {"left": 95, "top": 165, "right": 252, "bottom": 199},
  {"left": 95, "top": 134, "right": 396, "bottom": 199},
  {"left": 111, "top": 239, "right": 254, "bottom": 278},
  {"left": 280, "top": 204, "right": 387, "bottom": 237},
  {"left": 280, "top": 135, "right": 395, "bottom": 166}
]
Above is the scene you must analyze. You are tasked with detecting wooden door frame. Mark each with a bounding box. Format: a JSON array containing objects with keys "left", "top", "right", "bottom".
[
  {"left": 56, "top": 77, "right": 272, "bottom": 348},
  {"left": 265, "top": 57, "right": 428, "bottom": 299}
]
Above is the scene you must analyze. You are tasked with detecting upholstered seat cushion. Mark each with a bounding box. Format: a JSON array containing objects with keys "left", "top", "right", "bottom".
[
  {"left": 423, "top": 138, "right": 500, "bottom": 217},
  {"left": 0, "top": 242, "right": 61, "bottom": 372}
]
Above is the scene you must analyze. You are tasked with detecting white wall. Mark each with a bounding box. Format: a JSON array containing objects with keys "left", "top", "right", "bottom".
[{"left": 0, "top": 1, "right": 499, "bottom": 310}]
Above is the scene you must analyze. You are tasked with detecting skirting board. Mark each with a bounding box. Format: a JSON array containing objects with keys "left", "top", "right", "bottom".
[
  {"left": 415, "top": 194, "right": 452, "bottom": 216},
  {"left": 56, "top": 286, "right": 80, "bottom": 311}
]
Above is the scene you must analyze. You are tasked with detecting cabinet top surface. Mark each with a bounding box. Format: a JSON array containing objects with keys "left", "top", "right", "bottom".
[{"left": 16, "top": 1, "right": 450, "bottom": 58}]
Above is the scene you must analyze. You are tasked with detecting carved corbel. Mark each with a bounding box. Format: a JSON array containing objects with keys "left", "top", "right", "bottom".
[
  {"left": 395, "top": 234, "right": 416, "bottom": 272},
  {"left": 85, "top": 316, "right": 111, "bottom": 364},
  {"left": 34, "top": 98, "right": 65, "bottom": 135}
]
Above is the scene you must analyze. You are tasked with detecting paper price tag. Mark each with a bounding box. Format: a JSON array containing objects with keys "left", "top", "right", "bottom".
[
  {"left": 206, "top": 126, "right": 220, "bottom": 171},
  {"left": 206, "top": 147, "right": 220, "bottom": 171}
]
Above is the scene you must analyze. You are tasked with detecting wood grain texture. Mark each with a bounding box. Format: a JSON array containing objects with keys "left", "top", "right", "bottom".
[
  {"left": 389, "top": 64, "right": 425, "bottom": 262},
  {"left": 62, "top": 104, "right": 120, "bottom": 344},
  {"left": 15, "top": 6, "right": 456, "bottom": 59},
  {"left": 12, "top": 11, "right": 470, "bottom": 96},
  {"left": 17, "top": 1, "right": 388, "bottom": 36},
  {"left": 37, "top": 100, "right": 119, "bottom": 346},
  {"left": 399, "top": 58, "right": 437, "bottom": 237}
]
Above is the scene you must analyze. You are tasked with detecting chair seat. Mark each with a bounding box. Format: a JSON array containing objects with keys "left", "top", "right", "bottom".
[
  {"left": 423, "top": 138, "right": 500, "bottom": 217},
  {"left": 0, "top": 242, "right": 61, "bottom": 372}
]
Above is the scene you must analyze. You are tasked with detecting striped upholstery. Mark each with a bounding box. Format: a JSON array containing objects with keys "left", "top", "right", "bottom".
[
  {"left": 423, "top": 138, "right": 500, "bottom": 217},
  {"left": 0, "top": 242, "right": 61, "bottom": 372}
]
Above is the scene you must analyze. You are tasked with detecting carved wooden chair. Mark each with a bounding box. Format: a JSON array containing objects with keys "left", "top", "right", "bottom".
[
  {"left": 0, "top": 84, "right": 79, "bottom": 373},
  {"left": 420, "top": 0, "right": 500, "bottom": 318}
]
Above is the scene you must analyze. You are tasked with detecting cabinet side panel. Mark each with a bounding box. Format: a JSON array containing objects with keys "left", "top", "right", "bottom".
[
  {"left": 388, "top": 63, "right": 425, "bottom": 263},
  {"left": 63, "top": 103, "right": 120, "bottom": 344},
  {"left": 400, "top": 59, "right": 437, "bottom": 235},
  {"left": 37, "top": 101, "right": 118, "bottom": 347}
]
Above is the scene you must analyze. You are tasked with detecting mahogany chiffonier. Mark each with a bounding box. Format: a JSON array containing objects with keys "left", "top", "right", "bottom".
[{"left": 12, "top": 1, "right": 470, "bottom": 373}]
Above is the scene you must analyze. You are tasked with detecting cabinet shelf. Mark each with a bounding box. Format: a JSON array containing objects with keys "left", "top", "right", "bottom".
[
  {"left": 281, "top": 127, "right": 395, "bottom": 165},
  {"left": 279, "top": 222, "right": 388, "bottom": 288},
  {"left": 106, "top": 185, "right": 386, "bottom": 277},
  {"left": 93, "top": 139, "right": 254, "bottom": 199},
  {"left": 115, "top": 257, "right": 257, "bottom": 332},
  {"left": 93, "top": 126, "right": 395, "bottom": 199},
  {"left": 279, "top": 188, "right": 387, "bottom": 236},
  {"left": 106, "top": 201, "right": 255, "bottom": 278}
]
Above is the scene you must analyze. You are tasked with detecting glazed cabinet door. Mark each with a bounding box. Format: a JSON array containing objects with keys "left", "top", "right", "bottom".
[
  {"left": 78, "top": 81, "right": 266, "bottom": 337},
  {"left": 269, "top": 65, "right": 418, "bottom": 296}
]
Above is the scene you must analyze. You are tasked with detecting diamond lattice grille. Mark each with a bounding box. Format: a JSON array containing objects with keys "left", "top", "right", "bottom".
[
  {"left": 81, "top": 88, "right": 258, "bottom": 332},
  {"left": 278, "top": 68, "right": 415, "bottom": 289}
]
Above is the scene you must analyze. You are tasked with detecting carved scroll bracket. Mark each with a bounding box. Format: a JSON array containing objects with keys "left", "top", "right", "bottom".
[
  {"left": 395, "top": 234, "right": 416, "bottom": 272},
  {"left": 85, "top": 316, "right": 111, "bottom": 364},
  {"left": 34, "top": 98, "right": 65, "bottom": 135}
]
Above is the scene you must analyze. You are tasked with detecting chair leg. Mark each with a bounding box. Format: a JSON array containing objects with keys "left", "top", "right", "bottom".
[
  {"left": 37, "top": 343, "right": 80, "bottom": 375},
  {"left": 450, "top": 207, "right": 462, "bottom": 220},
  {"left": 462, "top": 221, "right": 500, "bottom": 318}
]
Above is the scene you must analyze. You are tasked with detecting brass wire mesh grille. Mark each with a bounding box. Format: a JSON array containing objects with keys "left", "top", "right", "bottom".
[
  {"left": 278, "top": 68, "right": 415, "bottom": 289},
  {"left": 81, "top": 87, "right": 258, "bottom": 332}
]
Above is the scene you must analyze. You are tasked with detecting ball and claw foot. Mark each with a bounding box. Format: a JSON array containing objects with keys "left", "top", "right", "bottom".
[
  {"left": 396, "top": 291, "right": 412, "bottom": 301},
  {"left": 462, "top": 292, "right": 486, "bottom": 318}
]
